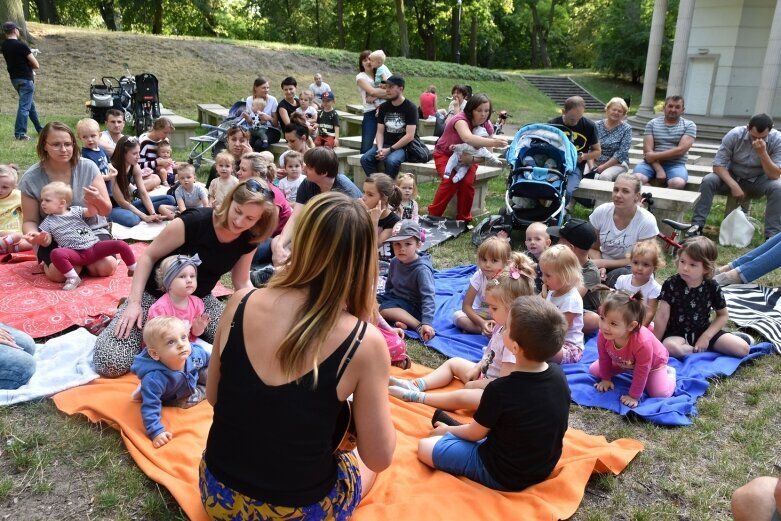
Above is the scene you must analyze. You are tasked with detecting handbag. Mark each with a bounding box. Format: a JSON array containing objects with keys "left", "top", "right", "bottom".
[
  {"left": 434, "top": 112, "right": 446, "bottom": 137},
  {"left": 405, "top": 135, "right": 432, "bottom": 163},
  {"left": 719, "top": 207, "right": 755, "bottom": 248}
]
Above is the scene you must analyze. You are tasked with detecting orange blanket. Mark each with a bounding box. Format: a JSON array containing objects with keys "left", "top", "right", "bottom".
[
  {"left": 0, "top": 243, "right": 231, "bottom": 338},
  {"left": 53, "top": 364, "right": 643, "bottom": 521}
]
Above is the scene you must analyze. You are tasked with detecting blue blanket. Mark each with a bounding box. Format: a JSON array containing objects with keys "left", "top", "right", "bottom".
[
  {"left": 405, "top": 265, "right": 775, "bottom": 426},
  {"left": 404, "top": 265, "right": 489, "bottom": 362},
  {"left": 565, "top": 336, "right": 774, "bottom": 426}
]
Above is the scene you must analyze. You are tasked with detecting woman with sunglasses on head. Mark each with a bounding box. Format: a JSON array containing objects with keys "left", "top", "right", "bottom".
[
  {"left": 93, "top": 178, "right": 279, "bottom": 378},
  {"left": 108, "top": 136, "right": 177, "bottom": 226},
  {"left": 19, "top": 122, "right": 116, "bottom": 282}
]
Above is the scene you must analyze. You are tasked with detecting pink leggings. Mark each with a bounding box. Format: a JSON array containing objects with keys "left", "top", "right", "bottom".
[
  {"left": 588, "top": 361, "right": 675, "bottom": 398},
  {"left": 50, "top": 240, "right": 135, "bottom": 275}
]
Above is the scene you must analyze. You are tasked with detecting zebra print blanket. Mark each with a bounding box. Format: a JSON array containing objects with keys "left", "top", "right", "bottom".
[{"left": 723, "top": 284, "right": 781, "bottom": 354}]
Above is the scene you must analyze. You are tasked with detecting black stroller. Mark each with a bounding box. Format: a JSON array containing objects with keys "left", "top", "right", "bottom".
[{"left": 86, "top": 72, "right": 160, "bottom": 136}]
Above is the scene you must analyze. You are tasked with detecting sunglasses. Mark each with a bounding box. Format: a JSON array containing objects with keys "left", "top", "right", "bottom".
[{"left": 244, "top": 178, "right": 274, "bottom": 202}]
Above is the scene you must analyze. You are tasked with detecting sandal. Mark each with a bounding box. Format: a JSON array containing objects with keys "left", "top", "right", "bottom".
[{"left": 85, "top": 313, "right": 112, "bottom": 336}]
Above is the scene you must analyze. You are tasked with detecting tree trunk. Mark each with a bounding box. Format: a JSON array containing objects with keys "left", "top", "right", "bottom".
[
  {"left": 0, "top": 0, "right": 33, "bottom": 42},
  {"left": 98, "top": 0, "right": 118, "bottom": 31},
  {"left": 151, "top": 2, "right": 162, "bottom": 34},
  {"left": 468, "top": 14, "right": 477, "bottom": 66},
  {"left": 527, "top": 0, "right": 552, "bottom": 68},
  {"left": 23, "top": 0, "right": 30, "bottom": 20},
  {"left": 191, "top": 0, "right": 217, "bottom": 35},
  {"left": 395, "top": 0, "right": 409, "bottom": 58},
  {"left": 315, "top": 0, "right": 321, "bottom": 47},
  {"left": 337, "top": 0, "right": 344, "bottom": 48},
  {"left": 34, "top": 0, "right": 59, "bottom": 24}
]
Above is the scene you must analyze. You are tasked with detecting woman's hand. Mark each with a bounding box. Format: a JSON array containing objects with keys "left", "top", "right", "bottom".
[
  {"left": 82, "top": 185, "right": 102, "bottom": 207},
  {"left": 0, "top": 329, "right": 20, "bottom": 349},
  {"left": 141, "top": 213, "right": 161, "bottom": 224},
  {"left": 116, "top": 300, "right": 143, "bottom": 338},
  {"left": 490, "top": 137, "right": 506, "bottom": 148},
  {"left": 24, "top": 230, "right": 49, "bottom": 246},
  {"left": 480, "top": 319, "right": 495, "bottom": 337}
]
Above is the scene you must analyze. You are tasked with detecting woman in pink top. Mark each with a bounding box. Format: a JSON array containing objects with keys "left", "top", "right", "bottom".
[
  {"left": 590, "top": 290, "right": 676, "bottom": 408},
  {"left": 427, "top": 94, "right": 506, "bottom": 222}
]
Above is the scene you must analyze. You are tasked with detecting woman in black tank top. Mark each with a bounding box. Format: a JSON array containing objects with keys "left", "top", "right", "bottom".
[{"left": 201, "top": 192, "right": 396, "bottom": 519}]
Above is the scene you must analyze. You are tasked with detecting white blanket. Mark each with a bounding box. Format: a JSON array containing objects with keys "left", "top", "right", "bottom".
[{"left": 0, "top": 328, "right": 100, "bottom": 406}]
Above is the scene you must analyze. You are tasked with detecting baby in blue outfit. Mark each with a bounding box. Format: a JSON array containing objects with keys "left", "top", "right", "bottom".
[{"left": 131, "top": 316, "right": 209, "bottom": 448}]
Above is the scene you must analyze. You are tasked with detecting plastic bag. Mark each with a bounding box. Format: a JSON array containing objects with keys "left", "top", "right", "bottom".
[{"left": 719, "top": 208, "right": 755, "bottom": 248}]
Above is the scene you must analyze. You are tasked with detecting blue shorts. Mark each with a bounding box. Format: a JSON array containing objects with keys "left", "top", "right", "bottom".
[
  {"left": 377, "top": 292, "right": 421, "bottom": 321},
  {"left": 431, "top": 433, "right": 509, "bottom": 491},
  {"left": 633, "top": 161, "right": 689, "bottom": 182}
]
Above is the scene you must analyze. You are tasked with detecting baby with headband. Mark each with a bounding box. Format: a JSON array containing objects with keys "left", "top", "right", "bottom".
[{"left": 146, "top": 254, "right": 209, "bottom": 341}]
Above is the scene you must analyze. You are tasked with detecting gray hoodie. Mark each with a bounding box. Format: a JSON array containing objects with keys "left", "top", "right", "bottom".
[{"left": 384, "top": 251, "right": 436, "bottom": 325}]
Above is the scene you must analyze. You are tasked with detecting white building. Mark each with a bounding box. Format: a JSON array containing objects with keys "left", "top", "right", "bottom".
[{"left": 638, "top": 0, "right": 781, "bottom": 136}]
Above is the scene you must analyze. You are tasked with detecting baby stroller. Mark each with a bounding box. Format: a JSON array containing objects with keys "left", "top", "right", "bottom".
[
  {"left": 188, "top": 100, "right": 247, "bottom": 170},
  {"left": 87, "top": 77, "right": 124, "bottom": 124},
  {"left": 502, "top": 123, "right": 577, "bottom": 229},
  {"left": 132, "top": 73, "right": 161, "bottom": 136}
]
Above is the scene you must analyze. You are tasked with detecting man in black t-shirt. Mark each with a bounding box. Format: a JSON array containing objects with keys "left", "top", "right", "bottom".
[
  {"left": 360, "top": 75, "right": 418, "bottom": 179},
  {"left": 1, "top": 21, "right": 42, "bottom": 141},
  {"left": 548, "top": 96, "right": 601, "bottom": 205}
]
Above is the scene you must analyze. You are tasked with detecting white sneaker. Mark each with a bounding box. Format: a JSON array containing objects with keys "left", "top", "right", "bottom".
[{"left": 63, "top": 276, "right": 82, "bottom": 291}]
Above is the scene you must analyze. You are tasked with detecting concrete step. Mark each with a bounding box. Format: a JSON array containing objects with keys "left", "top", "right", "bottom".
[{"left": 522, "top": 75, "right": 605, "bottom": 111}]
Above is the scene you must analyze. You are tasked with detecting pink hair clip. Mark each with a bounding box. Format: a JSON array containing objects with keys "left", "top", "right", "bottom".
[{"left": 509, "top": 268, "right": 521, "bottom": 280}]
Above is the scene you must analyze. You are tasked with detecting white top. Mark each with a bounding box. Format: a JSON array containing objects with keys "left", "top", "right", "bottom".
[
  {"left": 308, "top": 82, "right": 331, "bottom": 101},
  {"left": 468, "top": 269, "right": 490, "bottom": 311},
  {"left": 356, "top": 72, "right": 376, "bottom": 112},
  {"left": 546, "top": 286, "right": 584, "bottom": 348},
  {"left": 614, "top": 274, "right": 662, "bottom": 300},
  {"left": 483, "top": 325, "right": 516, "bottom": 380},
  {"left": 278, "top": 176, "right": 304, "bottom": 204},
  {"left": 589, "top": 203, "right": 659, "bottom": 261}
]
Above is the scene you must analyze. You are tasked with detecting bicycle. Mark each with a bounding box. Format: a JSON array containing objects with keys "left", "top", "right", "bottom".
[{"left": 641, "top": 192, "right": 699, "bottom": 257}]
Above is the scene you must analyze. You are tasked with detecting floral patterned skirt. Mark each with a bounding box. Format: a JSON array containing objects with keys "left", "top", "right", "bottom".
[{"left": 199, "top": 452, "right": 362, "bottom": 520}]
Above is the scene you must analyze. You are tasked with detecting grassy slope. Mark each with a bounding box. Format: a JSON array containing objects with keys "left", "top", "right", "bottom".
[{"left": 1, "top": 23, "right": 779, "bottom": 521}]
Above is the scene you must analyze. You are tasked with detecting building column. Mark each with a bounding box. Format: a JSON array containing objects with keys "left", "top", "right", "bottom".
[
  {"left": 639, "top": 0, "right": 668, "bottom": 115},
  {"left": 666, "top": 0, "right": 695, "bottom": 98},
  {"left": 755, "top": 1, "right": 781, "bottom": 115}
]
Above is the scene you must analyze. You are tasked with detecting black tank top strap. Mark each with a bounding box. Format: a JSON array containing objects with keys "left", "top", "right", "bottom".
[
  {"left": 223, "top": 289, "right": 257, "bottom": 353},
  {"left": 335, "top": 320, "right": 368, "bottom": 383}
]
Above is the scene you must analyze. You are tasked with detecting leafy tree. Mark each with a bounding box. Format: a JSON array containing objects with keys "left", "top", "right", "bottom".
[
  {"left": 594, "top": 0, "right": 649, "bottom": 82},
  {"left": 0, "top": 0, "right": 34, "bottom": 41}
]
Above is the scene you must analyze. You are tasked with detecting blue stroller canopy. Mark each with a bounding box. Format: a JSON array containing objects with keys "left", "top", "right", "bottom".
[{"left": 506, "top": 123, "right": 578, "bottom": 174}]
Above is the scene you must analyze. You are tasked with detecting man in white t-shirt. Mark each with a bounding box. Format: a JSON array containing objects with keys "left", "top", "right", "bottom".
[
  {"left": 308, "top": 73, "right": 331, "bottom": 108},
  {"left": 99, "top": 108, "right": 125, "bottom": 157}
]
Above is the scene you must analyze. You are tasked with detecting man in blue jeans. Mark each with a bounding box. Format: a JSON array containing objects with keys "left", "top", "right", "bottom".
[
  {"left": 360, "top": 75, "right": 418, "bottom": 179},
  {"left": 1, "top": 21, "right": 43, "bottom": 141}
]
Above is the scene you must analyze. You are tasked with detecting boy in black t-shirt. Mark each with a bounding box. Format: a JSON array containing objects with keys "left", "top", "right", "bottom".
[
  {"left": 417, "top": 296, "right": 570, "bottom": 491},
  {"left": 314, "top": 91, "right": 340, "bottom": 148}
]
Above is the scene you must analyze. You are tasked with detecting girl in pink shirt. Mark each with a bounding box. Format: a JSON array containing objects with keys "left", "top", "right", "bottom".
[
  {"left": 147, "top": 254, "right": 208, "bottom": 342},
  {"left": 590, "top": 290, "right": 676, "bottom": 408}
]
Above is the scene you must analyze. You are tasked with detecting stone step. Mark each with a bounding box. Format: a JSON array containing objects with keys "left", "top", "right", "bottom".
[{"left": 522, "top": 75, "right": 605, "bottom": 110}]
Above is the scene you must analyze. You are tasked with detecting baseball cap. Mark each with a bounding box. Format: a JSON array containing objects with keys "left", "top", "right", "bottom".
[
  {"left": 547, "top": 218, "right": 596, "bottom": 251},
  {"left": 387, "top": 219, "right": 421, "bottom": 242},
  {"left": 321, "top": 91, "right": 335, "bottom": 101},
  {"left": 2, "top": 21, "right": 18, "bottom": 33},
  {"left": 382, "top": 75, "right": 405, "bottom": 89}
]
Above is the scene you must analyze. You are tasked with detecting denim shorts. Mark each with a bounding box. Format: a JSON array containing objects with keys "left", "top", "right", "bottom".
[
  {"left": 432, "top": 433, "right": 509, "bottom": 491},
  {"left": 377, "top": 292, "right": 421, "bottom": 321},
  {"left": 633, "top": 161, "right": 689, "bottom": 182}
]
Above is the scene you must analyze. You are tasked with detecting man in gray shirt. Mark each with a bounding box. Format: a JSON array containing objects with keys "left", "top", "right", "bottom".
[{"left": 691, "top": 113, "right": 781, "bottom": 239}]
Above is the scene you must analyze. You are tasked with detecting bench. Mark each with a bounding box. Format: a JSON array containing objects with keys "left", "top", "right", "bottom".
[
  {"left": 269, "top": 141, "right": 356, "bottom": 175},
  {"left": 574, "top": 178, "right": 700, "bottom": 233},
  {"left": 197, "top": 104, "right": 230, "bottom": 126},
  {"left": 159, "top": 108, "right": 199, "bottom": 149},
  {"left": 627, "top": 148, "right": 701, "bottom": 163},
  {"left": 345, "top": 104, "right": 364, "bottom": 115},
  {"left": 339, "top": 112, "right": 364, "bottom": 137},
  {"left": 346, "top": 154, "right": 504, "bottom": 218}
]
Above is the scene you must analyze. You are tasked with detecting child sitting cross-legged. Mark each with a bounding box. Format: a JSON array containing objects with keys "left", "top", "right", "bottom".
[
  {"left": 654, "top": 236, "right": 753, "bottom": 358},
  {"left": 389, "top": 253, "right": 537, "bottom": 411},
  {"left": 417, "top": 296, "right": 569, "bottom": 492},
  {"left": 147, "top": 254, "right": 209, "bottom": 341},
  {"left": 131, "top": 316, "right": 210, "bottom": 448},
  {"left": 590, "top": 290, "right": 676, "bottom": 408},
  {"left": 454, "top": 236, "right": 512, "bottom": 335},
  {"left": 378, "top": 219, "right": 436, "bottom": 341},
  {"left": 174, "top": 163, "right": 209, "bottom": 212},
  {"left": 24, "top": 181, "right": 137, "bottom": 291}
]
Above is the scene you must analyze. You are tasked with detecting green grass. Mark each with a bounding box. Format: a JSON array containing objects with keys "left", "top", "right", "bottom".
[{"left": 1, "top": 22, "right": 780, "bottom": 521}]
